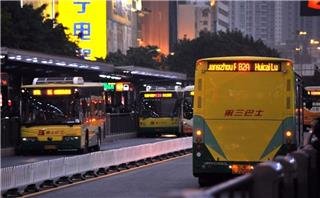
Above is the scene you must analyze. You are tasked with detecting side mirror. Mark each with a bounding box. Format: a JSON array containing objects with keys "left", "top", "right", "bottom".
[{"left": 184, "top": 111, "right": 193, "bottom": 120}]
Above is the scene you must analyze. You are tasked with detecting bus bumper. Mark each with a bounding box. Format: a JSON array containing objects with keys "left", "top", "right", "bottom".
[
  {"left": 193, "top": 143, "right": 258, "bottom": 177},
  {"left": 138, "top": 127, "right": 179, "bottom": 135},
  {"left": 19, "top": 137, "right": 81, "bottom": 152}
]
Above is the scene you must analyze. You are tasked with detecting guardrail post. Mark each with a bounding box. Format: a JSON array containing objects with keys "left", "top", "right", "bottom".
[
  {"left": 105, "top": 113, "right": 111, "bottom": 137},
  {"left": 274, "top": 155, "right": 297, "bottom": 198},
  {"left": 301, "top": 144, "right": 319, "bottom": 198},
  {"left": 252, "top": 161, "right": 283, "bottom": 198},
  {"left": 290, "top": 150, "right": 309, "bottom": 198}
]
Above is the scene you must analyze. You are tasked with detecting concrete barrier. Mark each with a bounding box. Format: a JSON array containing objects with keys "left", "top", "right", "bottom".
[{"left": 1, "top": 137, "right": 192, "bottom": 194}]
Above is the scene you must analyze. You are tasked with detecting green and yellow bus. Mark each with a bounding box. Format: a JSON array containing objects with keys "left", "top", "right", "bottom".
[
  {"left": 192, "top": 56, "right": 303, "bottom": 186},
  {"left": 138, "top": 89, "right": 183, "bottom": 137},
  {"left": 19, "top": 77, "right": 105, "bottom": 154}
]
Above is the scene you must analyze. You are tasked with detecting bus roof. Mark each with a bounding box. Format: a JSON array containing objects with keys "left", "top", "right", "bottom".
[
  {"left": 197, "top": 56, "right": 292, "bottom": 63},
  {"left": 21, "top": 82, "right": 103, "bottom": 88},
  {"left": 305, "top": 86, "right": 320, "bottom": 91}
]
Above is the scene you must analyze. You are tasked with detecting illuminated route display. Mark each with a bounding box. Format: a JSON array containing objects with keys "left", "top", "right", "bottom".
[
  {"left": 208, "top": 62, "right": 282, "bottom": 72},
  {"left": 143, "top": 93, "right": 173, "bottom": 98}
]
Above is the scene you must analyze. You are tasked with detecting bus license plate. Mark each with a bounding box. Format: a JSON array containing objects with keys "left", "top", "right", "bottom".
[
  {"left": 44, "top": 145, "right": 56, "bottom": 150},
  {"left": 231, "top": 164, "right": 253, "bottom": 174}
]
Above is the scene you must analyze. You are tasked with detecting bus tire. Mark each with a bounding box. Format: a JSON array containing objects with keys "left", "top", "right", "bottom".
[
  {"left": 16, "top": 147, "right": 26, "bottom": 156},
  {"left": 198, "top": 177, "right": 211, "bottom": 187}
]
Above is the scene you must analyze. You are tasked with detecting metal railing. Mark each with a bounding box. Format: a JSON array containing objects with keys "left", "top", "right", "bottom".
[{"left": 173, "top": 144, "right": 319, "bottom": 198}]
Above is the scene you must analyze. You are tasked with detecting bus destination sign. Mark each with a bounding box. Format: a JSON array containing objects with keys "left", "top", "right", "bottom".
[{"left": 208, "top": 62, "right": 281, "bottom": 72}]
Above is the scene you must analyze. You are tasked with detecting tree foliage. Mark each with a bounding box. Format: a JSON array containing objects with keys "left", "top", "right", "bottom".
[
  {"left": 106, "top": 45, "right": 165, "bottom": 69},
  {"left": 106, "top": 31, "right": 279, "bottom": 77},
  {"left": 166, "top": 30, "right": 280, "bottom": 77},
  {"left": 1, "top": 1, "right": 79, "bottom": 56}
]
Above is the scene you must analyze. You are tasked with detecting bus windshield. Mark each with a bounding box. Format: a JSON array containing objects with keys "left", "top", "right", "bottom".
[
  {"left": 21, "top": 92, "right": 80, "bottom": 125},
  {"left": 140, "top": 98, "right": 180, "bottom": 118}
]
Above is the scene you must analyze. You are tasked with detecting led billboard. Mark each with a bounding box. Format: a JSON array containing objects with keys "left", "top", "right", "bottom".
[{"left": 57, "top": 0, "right": 107, "bottom": 60}]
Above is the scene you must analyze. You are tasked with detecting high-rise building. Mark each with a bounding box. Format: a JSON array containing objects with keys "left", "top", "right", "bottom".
[
  {"left": 230, "top": 1, "right": 320, "bottom": 76},
  {"left": 139, "top": 1, "right": 177, "bottom": 55},
  {"left": 107, "top": 0, "right": 141, "bottom": 54},
  {"left": 231, "top": 1, "right": 275, "bottom": 47},
  {"left": 177, "top": 4, "right": 196, "bottom": 39},
  {"left": 177, "top": 0, "right": 230, "bottom": 40},
  {"left": 213, "top": 1, "right": 230, "bottom": 32}
]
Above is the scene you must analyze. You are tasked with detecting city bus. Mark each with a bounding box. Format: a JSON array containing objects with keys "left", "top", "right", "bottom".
[
  {"left": 181, "top": 85, "right": 194, "bottom": 136},
  {"left": 192, "top": 56, "right": 303, "bottom": 186},
  {"left": 138, "top": 89, "right": 183, "bottom": 137},
  {"left": 19, "top": 77, "right": 105, "bottom": 154},
  {"left": 304, "top": 86, "right": 320, "bottom": 130}
]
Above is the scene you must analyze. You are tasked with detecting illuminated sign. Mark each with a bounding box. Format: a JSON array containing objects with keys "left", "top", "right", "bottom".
[
  {"left": 301, "top": 0, "right": 320, "bottom": 16},
  {"left": 144, "top": 93, "right": 173, "bottom": 98},
  {"left": 309, "top": 91, "right": 320, "bottom": 96},
  {"left": 103, "top": 82, "right": 130, "bottom": 91},
  {"left": 116, "top": 83, "right": 124, "bottom": 92},
  {"left": 208, "top": 62, "right": 281, "bottom": 72},
  {"left": 32, "top": 89, "right": 72, "bottom": 96},
  {"left": 57, "top": 0, "right": 107, "bottom": 60},
  {"left": 47, "top": 89, "right": 53, "bottom": 95},
  {"left": 103, "top": 83, "right": 115, "bottom": 91},
  {"left": 53, "top": 89, "right": 72, "bottom": 95},
  {"left": 33, "top": 90, "right": 41, "bottom": 96}
]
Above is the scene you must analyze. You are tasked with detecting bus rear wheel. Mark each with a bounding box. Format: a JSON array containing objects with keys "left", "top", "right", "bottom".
[
  {"left": 198, "top": 177, "right": 211, "bottom": 187},
  {"left": 80, "top": 130, "right": 89, "bottom": 154}
]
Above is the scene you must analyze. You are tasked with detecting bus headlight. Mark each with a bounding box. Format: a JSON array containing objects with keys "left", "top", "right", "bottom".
[
  {"left": 22, "top": 137, "right": 37, "bottom": 142},
  {"left": 64, "top": 136, "right": 79, "bottom": 141}
]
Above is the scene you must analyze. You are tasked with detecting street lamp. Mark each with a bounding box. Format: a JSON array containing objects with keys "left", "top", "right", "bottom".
[
  {"left": 310, "top": 39, "right": 320, "bottom": 45},
  {"left": 298, "top": 31, "right": 307, "bottom": 36}
]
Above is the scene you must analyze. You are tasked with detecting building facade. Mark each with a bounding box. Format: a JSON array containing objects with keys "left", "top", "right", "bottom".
[
  {"left": 107, "top": 0, "right": 142, "bottom": 55},
  {"left": 177, "top": 0, "right": 230, "bottom": 40},
  {"left": 139, "top": 1, "right": 177, "bottom": 55},
  {"left": 230, "top": 1, "right": 320, "bottom": 76}
]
